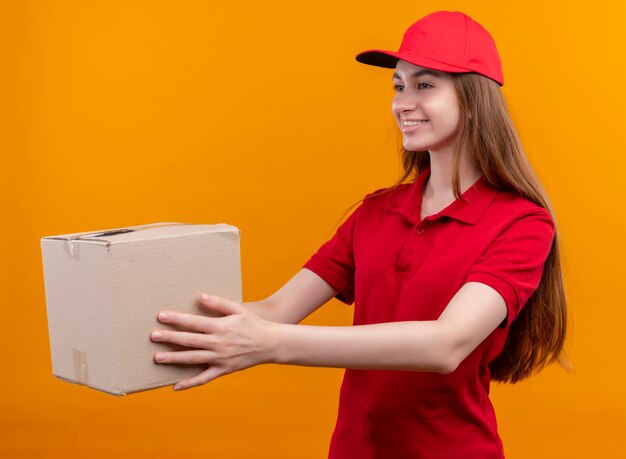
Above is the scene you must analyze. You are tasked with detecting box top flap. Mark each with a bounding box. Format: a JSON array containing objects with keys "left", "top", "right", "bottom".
[{"left": 42, "top": 222, "right": 239, "bottom": 244}]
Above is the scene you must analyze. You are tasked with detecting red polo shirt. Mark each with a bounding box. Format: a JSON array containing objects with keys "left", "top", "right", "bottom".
[{"left": 303, "top": 167, "right": 555, "bottom": 458}]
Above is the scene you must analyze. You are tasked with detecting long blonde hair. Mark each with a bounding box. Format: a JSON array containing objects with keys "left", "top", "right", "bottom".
[{"left": 381, "top": 72, "right": 569, "bottom": 383}]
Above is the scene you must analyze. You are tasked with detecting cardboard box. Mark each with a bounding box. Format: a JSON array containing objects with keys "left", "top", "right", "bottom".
[{"left": 40, "top": 222, "right": 242, "bottom": 396}]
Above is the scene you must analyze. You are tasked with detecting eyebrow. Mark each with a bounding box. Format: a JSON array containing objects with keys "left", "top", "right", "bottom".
[{"left": 392, "top": 69, "right": 443, "bottom": 80}]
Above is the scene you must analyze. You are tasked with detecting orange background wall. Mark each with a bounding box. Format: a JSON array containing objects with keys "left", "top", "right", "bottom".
[{"left": 1, "top": 1, "right": 624, "bottom": 457}]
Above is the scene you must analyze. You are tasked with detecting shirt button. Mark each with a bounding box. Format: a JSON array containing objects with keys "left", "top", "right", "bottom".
[{"left": 416, "top": 227, "right": 425, "bottom": 235}]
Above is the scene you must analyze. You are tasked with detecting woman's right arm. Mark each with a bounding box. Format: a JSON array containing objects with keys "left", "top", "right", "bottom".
[{"left": 242, "top": 268, "right": 339, "bottom": 324}]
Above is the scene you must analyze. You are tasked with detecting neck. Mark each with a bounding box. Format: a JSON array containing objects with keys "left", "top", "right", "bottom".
[{"left": 421, "top": 149, "right": 481, "bottom": 213}]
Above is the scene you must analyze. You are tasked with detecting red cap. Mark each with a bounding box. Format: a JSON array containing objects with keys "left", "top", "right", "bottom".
[{"left": 356, "top": 11, "right": 504, "bottom": 86}]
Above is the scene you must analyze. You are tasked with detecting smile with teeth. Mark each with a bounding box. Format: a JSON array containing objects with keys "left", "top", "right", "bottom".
[{"left": 402, "top": 120, "right": 428, "bottom": 126}]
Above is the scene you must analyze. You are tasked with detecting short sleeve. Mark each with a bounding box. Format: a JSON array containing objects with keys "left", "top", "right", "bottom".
[
  {"left": 465, "top": 208, "right": 555, "bottom": 327},
  {"left": 303, "top": 205, "right": 362, "bottom": 305}
]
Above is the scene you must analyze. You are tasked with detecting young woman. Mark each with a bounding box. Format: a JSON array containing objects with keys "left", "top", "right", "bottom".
[{"left": 151, "top": 11, "right": 567, "bottom": 458}]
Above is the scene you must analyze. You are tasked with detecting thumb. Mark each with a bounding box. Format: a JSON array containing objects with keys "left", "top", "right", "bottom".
[{"left": 200, "top": 293, "right": 244, "bottom": 316}]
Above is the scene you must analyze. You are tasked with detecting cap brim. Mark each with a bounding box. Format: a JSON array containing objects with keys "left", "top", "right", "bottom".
[
  {"left": 356, "top": 49, "right": 473, "bottom": 73},
  {"left": 356, "top": 49, "right": 504, "bottom": 86},
  {"left": 355, "top": 50, "right": 402, "bottom": 68}
]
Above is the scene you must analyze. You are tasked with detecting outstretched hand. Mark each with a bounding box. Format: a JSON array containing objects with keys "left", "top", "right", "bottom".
[{"left": 151, "top": 294, "right": 278, "bottom": 391}]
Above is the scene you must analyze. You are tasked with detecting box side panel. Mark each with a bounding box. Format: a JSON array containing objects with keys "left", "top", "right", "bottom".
[
  {"left": 110, "top": 229, "right": 242, "bottom": 394},
  {"left": 41, "top": 239, "right": 116, "bottom": 392}
]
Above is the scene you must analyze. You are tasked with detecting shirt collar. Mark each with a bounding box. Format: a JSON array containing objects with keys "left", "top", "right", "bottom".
[{"left": 388, "top": 167, "right": 499, "bottom": 226}]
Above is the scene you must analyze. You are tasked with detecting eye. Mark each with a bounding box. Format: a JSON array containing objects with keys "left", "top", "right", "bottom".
[
  {"left": 417, "top": 82, "right": 433, "bottom": 90},
  {"left": 392, "top": 83, "right": 404, "bottom": 92}
]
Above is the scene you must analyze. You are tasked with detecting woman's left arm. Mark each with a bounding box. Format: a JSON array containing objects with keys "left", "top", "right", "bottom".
[{"left": 152, "top": 281, "right": 506, "bottom": 390}]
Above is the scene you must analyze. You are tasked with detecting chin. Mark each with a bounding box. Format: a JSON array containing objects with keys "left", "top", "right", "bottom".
[{"left": 403, "top": 141, "right": 430, "bottom": 152}]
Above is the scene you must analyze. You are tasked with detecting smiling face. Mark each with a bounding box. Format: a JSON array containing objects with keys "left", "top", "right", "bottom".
[{"left": 392, "top": 60, "right": 462, "bottom": 154}]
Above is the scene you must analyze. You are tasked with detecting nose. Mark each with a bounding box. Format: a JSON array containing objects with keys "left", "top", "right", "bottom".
[{"left": 392, "top": 91, "right": 416, "bottom": 116}]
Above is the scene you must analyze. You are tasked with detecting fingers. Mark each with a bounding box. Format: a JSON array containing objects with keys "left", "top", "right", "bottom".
[
  {"left": 153, "top": 351, "right": 227, "bottom": 391},
  {"left": 153, "top": 347, "right": 228, "bottom": 391},
  {"left": 152, "top": 294, "right": 248, "bottom": 392},
  {"left": 173, "top": 366, "right": 225, "bottom": 391},
  {"left": 154, "top": 349, "right": 213, "bottom": 365},
  {"left": 200, "top": 293, "right": 245, "bottom": 316},
  {"left": 157, "top": 311, "right": 214, "bottom": 333},
  {"left": 151, "top": 329, "right": 213, "bottom": 349},
  {"left": 156, "top": 296, "right": 244, "bottom": 334}
]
